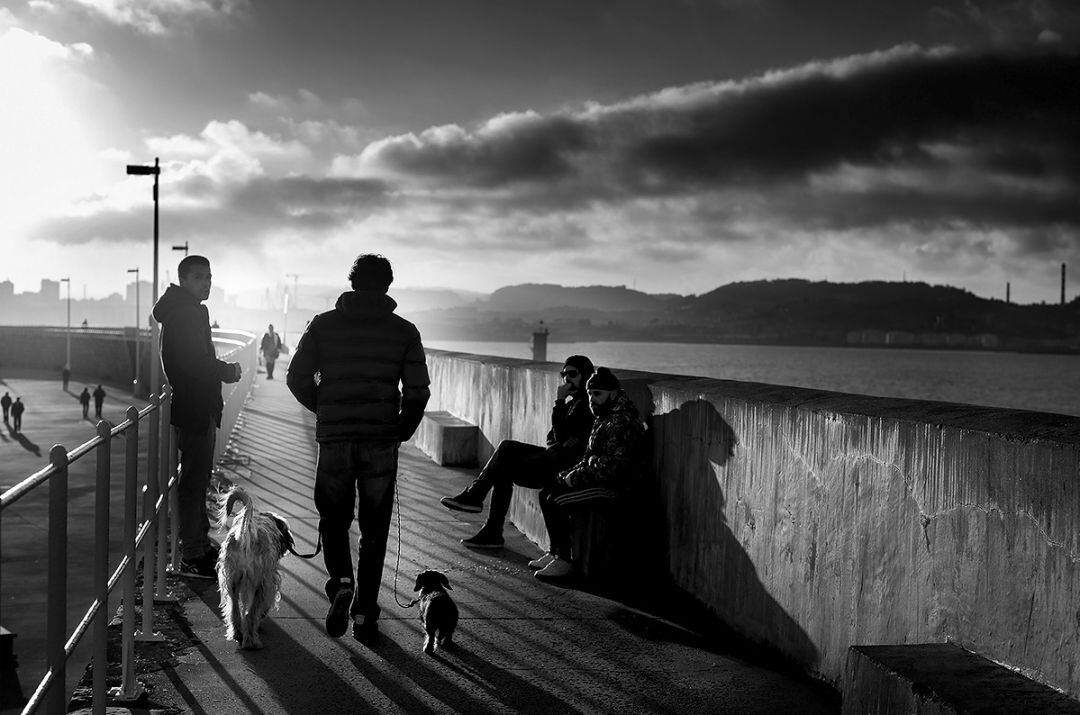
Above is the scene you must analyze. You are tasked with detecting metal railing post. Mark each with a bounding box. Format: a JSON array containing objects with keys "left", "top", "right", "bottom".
[
  {"left": 46, "top": 444, "right": 68, "bottom": 715},
  {"left": 154, "top": 387, "right": 173, "bottom": 597},
  {"left": 137, "top": 392, "right": 165, "bottom": 639},
  {"left": 111, "top": 406, "right": 145, "bottom": 702},
  {"left": 168, "top": 432, "right": 180, "bottom": 572},
  {"left": 93, "top": 420, "right": 112, "bottom": 715}
]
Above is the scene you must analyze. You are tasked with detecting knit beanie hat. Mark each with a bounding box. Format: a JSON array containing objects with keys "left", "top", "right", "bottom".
[
  {"left": 586, "top": 366, "right": 620, "bottom": 391},
  {"left": 562, "top": 355, "right": 595, "bottom": 380}
]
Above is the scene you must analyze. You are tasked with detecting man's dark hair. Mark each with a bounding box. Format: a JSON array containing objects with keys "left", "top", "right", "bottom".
[
  {"left": 178, "top": 255, "right": 210, "bottom": 280},
  {"left": 348, "top": 254, "right": 393, "bottom": 293}
]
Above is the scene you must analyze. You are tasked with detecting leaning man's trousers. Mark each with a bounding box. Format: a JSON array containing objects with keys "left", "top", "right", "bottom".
[{"left": 175, "top": 422, "right": 217, "bottom": 559}]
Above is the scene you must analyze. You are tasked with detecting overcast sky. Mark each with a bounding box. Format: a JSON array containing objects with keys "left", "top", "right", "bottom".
[{"left": 2, "top": 0, "right": 1078, "bottom": 303}]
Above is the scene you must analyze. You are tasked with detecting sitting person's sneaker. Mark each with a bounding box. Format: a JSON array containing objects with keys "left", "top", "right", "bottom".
[
  {"left": 534, "top": 556, "right": 574, "bottom": 580},
  {"left": 461, "top": 527, "right": 504, "bottom": 549},
  {"left": 325, "top": 578, "right": 354, "bottom": 637},
  {"left": 352, "top": 614, "right": 379, "bottom": 644},
  {"left": 440, "top": 489, "right": 484, "bottom": 513},
  {"left": 528, "top": 552, "right": 555, "bottom": 570},
  {"left": 178, "top": 551, "right": 217, "bottom": 580}
]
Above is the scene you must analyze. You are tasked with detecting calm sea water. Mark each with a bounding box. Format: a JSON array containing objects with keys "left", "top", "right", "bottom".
[{"left": 426, "top": 340, "right": 1080, "bottom": 417}]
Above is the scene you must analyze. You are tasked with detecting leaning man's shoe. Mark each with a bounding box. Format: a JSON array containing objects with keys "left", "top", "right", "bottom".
[
  {"left": 325, "top": 579, "right": 354, "bottom": 638},
  {"left": 461, "top": 528, "right": 504, "bottom": 549},
  {"left": 178, "top": 552, "right": 217, "bottom": 580},
  {"left": 528, "top": 552, "right": 556, "bottom": 570},
  {"left": 534, "top": 557, "right": 574, "bottom": 580},
  {"left": 440, "top": 491, "right": 484, "bottom": 513}
]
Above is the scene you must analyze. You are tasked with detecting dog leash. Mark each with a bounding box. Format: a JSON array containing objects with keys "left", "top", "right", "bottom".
[
  {"left": 392, "top": 476, "right": 420, "bottom": 609},
  {"left": 287, "top": 532, "right": 322, "bottom": 559}
]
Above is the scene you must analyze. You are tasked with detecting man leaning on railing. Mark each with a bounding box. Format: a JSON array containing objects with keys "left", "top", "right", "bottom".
[{"left": 152, "top": 254, "right": 242, "bottom": 579}]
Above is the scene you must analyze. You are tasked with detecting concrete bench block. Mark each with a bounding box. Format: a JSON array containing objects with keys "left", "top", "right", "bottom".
[
  {"left": 843, "top": 643, "right": 1080, "bottom": 714},
  {"left": 413, "top": 411, "right": 478, "bottom": 467}
]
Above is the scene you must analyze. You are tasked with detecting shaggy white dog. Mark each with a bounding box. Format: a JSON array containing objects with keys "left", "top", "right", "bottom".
[{"left": 216, "top": 486, "right": 293, "bottom": 649}]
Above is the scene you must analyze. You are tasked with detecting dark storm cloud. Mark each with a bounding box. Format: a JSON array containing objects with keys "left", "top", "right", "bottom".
[
  {"left": 359, "top": 45, "right": 1080, "bottom": 232},
  {"left": 32, "top": 175, "right": 390, "bottom": 244}
]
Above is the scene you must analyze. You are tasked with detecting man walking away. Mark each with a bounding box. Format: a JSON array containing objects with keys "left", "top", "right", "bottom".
[
  {"left": 153, "top": 254, "right": 243, "bottom": 579},
  {"left": 11, "top": 397, "right": 25, "bottom": 432},
  {"left": 80, "top": 387, "right": 91, "bottom": 419},
  {"left": 1, "top": 392, "right": 11, "bottom": 423},
  {"left": 260, "top": 324, "right": 282, "bottom": 380},
  {"left": 93, "top": 384, "right": 106, "bottom": 419},
  {"left": 62, "top": 365, "right": 71, "bottom": 391},
  {"left": 287, "top": 253, "right": 430, "bottom": 643}
]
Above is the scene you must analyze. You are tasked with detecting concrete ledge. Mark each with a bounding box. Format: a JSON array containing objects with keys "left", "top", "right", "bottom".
[
  {"left": 843, "top": 644, "right": 1080, "bottom": 714},
  {"left": 413, "top": 410, "right": 478, "bottom": 466}
]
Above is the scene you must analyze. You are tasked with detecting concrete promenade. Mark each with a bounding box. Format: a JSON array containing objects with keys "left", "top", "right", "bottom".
[{"left": 57, "top": 371, "right": 839, "bottom": 713}]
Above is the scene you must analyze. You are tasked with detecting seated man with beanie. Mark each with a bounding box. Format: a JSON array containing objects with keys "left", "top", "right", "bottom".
[
  {"left": 533, "top": 366, "right": 645, "bottom": 580},
  {"left": 440, "top": 355, "right": 596, "bottom": 549}
]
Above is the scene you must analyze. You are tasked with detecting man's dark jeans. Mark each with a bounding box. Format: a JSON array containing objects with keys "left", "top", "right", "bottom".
[
  {"left": 315, "top": 440, "right": 398, "bottom": 621},
  {"left": 175, "top": 422, "right": 217, "bottom": 559},
  {"left": 465, "top": 440, "right": 564, "bottom": 530}
]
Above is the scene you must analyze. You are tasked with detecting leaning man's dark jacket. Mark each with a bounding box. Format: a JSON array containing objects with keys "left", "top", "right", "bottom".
[
  {"left": 152, "top": 284, "right": 232, "bottom": 432},
  {"left": 287, "top": 290, "right": 431, "bottom": 443}
]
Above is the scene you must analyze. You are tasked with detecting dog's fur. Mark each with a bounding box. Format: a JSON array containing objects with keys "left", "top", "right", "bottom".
[
  {"left": 216, "top": 486, "right": 294, "bottom": 649},
  {"left": 414, "top": 570, "right": 458, "bottom": 654}
]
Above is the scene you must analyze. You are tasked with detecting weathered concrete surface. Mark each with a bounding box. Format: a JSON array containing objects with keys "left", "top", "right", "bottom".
[
  {"left": 423, "top": 349, "right": 1080, "bottom": 699},
  {"left": 0, "top": 326, "right": 152, "bottom": 392},
  {"left": 843, "top": 644, "right": 1080, "bottom": 714},
  {"left": 413, "top": 410, "right": 478, "bottom": 466}
]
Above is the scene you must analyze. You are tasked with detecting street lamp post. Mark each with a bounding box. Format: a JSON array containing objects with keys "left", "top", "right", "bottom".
[
  {"left": 126, "top": 158, "right": 161, "bottom": 395},
  {"left": 59, "top": 277, "right": 71, "bottom": 369},
  {"left": 127, "top": 268, "right": 140, "bottom": 394},
  {"left": 172, "top": 241, "right": 189, "bottom": 257}
]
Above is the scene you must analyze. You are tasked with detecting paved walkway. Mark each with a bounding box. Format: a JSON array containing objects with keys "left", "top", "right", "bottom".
[{"left": 99, "top": 374, "right": 839, "bottom": 714}]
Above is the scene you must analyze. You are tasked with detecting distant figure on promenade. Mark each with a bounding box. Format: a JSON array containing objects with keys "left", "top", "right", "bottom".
[
  {"left": 260, "top": 324, "right": 283, "bottom": 380},
  {"left": 11, "top": 396, "right": 25, "bottom": 432},
  {"left": 441, "top": 355, "right": 596, "bottom": 550},
  {"left": 61, "top": 365, "right": 71, "bottom": 391},
  {"left": 532, "top": 367, "right": 645, "bottom": 580},
  {"left": 93, "top": 384, "right": 106, "bottom": 419},
  {"left": 287, "top": 253, "right": 430, "bottom": 642},
  {"left": 79, "top": 387, "right": 91, "bottom": 419},
  {"left": 153, "top": 254, "right": 243, "bottom": 580},
  {"left": 1, "top": 391, "right": 11, "bottom": 422},
  {"left": 81, "top": 319, "right": 88, "bottom": 329}
]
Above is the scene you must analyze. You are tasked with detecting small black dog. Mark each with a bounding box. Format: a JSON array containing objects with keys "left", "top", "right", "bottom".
[{"left": 414, "top": 570, "right": 458, "bottom": 654}]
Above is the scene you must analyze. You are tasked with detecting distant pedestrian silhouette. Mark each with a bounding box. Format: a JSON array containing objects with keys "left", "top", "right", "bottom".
[
  {"left": 93, "top": 384, "right": 106, "bottom": 419},
  {"left": 260, "top": 323, "right": 282, "bottom": 380},
  {"left": 61, "top": 365, "right": 71, "bottom": 391},
  {"left": 11, "top": 397, "right": 25, "bottom": 432},
  {"left": 1, "top": 391, "right": 10, "bottom": 422},
  {"left": 80, "top": 387, "right": 91, "bottom": 419}
]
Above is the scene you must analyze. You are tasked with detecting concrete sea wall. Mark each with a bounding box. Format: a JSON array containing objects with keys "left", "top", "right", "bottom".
[
  {"left": 0, "top": 326, "right": 152, "bottom": 391},
  {"left": 424, "top": 349, "right": 1080, "bottom": 697}
]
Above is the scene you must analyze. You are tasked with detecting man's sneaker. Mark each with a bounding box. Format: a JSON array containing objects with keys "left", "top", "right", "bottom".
[
  {"left": 535, "top": 556, "right": 574, "bottom": 580},
  {"left": 325, "top": 579, "right": 354, "bottom": 637},
  {"left": 352, "top": 615, "right": 379, "bottom": 644},
  {"left": 461, "top": 528, "right": 504, "bottom": 549},
  {"left": 528, "top": 552, "right": 555, "bottom": 570},
  {"left": 178, "top": 552, "right": 217, "bottom": 580},
  {"left": 440, "top": 490, "right": 484, "bottom": 513}
]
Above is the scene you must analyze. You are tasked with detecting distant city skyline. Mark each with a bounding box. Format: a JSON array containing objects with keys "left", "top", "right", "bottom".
[{"left": 2, "top": 1, "right": 1078, "bottom": 302}]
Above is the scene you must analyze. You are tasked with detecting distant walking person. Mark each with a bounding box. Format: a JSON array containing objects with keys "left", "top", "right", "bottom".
[
  {"left": 61, "top": 365, "right": 71, "bottom": 391},
  {"left": 1, "top": 391, "right": 11, "bottom": 422},
  {"left": 79, "top": 387, "right": 91, "bottom": 419},
  {"left": 287, "top": 253, "right": 430, "bottom": 643},
  {"left": 260, "top": 324, "right": 283, "bottom": 380},
  {"left": 11, "top": 397, "right": 25, "bottom": 432},
  {"left": 93, "top": 384, "right": 106, "bottom": 419},
  {"left": 153, "top": 254, "right": 243, "bottom": 579}
]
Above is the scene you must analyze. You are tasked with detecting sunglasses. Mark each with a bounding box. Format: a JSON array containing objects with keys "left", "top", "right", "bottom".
[{"left": 560, "top": 369, "right": 580, "bottom": 378}]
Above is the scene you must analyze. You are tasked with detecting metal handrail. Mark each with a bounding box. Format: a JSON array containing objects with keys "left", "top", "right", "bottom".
[{"left": 0, "top": 331, "right": 257, "bottom": 715}]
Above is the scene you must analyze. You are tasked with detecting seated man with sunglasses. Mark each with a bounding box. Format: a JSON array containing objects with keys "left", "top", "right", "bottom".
[{"left": 440, "top": 355, "right": 596, "bottom": 549}]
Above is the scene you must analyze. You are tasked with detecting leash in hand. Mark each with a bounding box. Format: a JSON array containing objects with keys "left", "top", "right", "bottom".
[{"left": 392, "top": 476, "right": 420, "bottom": 609}]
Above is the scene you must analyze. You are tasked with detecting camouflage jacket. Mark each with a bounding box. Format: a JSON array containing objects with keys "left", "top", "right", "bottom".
[{"left": 559, "top": 390, "right": 644, "bottom": 490}]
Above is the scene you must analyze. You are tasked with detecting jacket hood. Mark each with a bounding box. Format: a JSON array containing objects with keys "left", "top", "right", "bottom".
[
  {"left": 152, "top": 284, "right": 199, "bottom": 323},
  {"left": 335, "top": 290, "right": 397, "bottom": 321}
]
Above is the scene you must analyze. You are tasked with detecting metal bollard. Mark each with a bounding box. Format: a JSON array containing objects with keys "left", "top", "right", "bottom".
[{"left": 111, "top": 407, "right": 145, "bottom": 702}]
